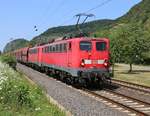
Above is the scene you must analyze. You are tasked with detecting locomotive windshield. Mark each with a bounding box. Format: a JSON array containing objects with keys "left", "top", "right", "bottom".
[
  {"left": 80, "top": 41, "right": 91, "bottom": 51},
  {"left": 96, "top": 42, "right": 106, "bottom": 51}
]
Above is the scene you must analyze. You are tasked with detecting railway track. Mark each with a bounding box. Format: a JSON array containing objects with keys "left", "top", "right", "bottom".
[
  {"left": 112, "top": 79, "right": 150, "bottom": 94},
  {"left": 82, "top": 88, "right": 150, "bottom": 116}
]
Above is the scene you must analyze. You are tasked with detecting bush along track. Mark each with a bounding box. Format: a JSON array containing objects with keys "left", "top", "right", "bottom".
[
  {"left": 0, "top": 55, "right": 17, "bottom": 69},
  {"left": 0, "top": 62, "right": 65, "bottom": 116}
]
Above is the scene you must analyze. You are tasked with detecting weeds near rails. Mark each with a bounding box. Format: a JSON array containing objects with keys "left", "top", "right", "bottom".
[
  {"left": 0, "top": 62, "right": 34, "bottom": 110},
  {"left": 0, "top": 61, "right": 65, "bottom": 116}
]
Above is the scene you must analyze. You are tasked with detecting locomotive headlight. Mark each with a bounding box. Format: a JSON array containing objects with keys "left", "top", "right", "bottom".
[
  {"left": 81, "top": 59, "right": 85, "bottom": 67},
  {"left": 81, "top": 62, "right": 85, "bottom": 66},
  {"left": 104, "top": 62, "right": 108, "bottom": 67},
  {"left": 104, "top": 60, "right": 109, "bottom": 67}
]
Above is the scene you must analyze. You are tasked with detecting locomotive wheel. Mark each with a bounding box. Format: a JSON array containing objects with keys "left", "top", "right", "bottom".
[
  {"left": 45, "top": 67, "right": 49, "bottom": 75},
  {"left": 72, "top": 77, "right": 81, "bottom": 87},
  {"left": 65, "top": 76, "right": 73, "bottom": 85},
  {"left": 40, "top": 67, "right": 45, "bottom": 73},
  {"left": 60, "top": 72, "right": 65, "bottom": 82},
  {"left": 78, "top": 78, "right": 87, "bottom": 87},
  {"left": 66, "top": 77, "right": 71, "bottom": 85}
]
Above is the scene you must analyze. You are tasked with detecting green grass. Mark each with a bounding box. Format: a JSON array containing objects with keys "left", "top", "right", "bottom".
[
  {"left": 114, "top": 64, "right": 150, "bottom": 87},
  {"left": 0, "top": 61, "right": 65, "bottom": 116}
]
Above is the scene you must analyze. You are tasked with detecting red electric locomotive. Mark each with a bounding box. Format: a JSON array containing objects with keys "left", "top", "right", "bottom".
[
  {"left": 27, "top": 37, "right": 111, "bottom": 86},
  {"left": 12, "top": 37, "right": 111, "bottom": 86}
]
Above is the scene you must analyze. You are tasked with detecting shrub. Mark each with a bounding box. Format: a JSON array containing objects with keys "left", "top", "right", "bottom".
[
  {"left": 0, "top": 62, "right": 34, "bottom": 110},
  {"left": 0, "top": 55, "right": 17, "bottom": 69}
]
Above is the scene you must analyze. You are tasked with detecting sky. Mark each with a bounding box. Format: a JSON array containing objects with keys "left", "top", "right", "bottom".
[{"left": 0, "top": 0, "right": 141, "bottom": 51}]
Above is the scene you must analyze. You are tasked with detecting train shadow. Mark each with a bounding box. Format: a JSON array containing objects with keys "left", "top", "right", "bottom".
[
  {"left": 86, "top": 83, "right": 120, "bottom": 91},
  {"left": 46, "top": 73, "right": 121, "bottom": 91}
]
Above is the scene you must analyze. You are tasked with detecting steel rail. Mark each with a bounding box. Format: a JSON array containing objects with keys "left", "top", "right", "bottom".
[
  {"left": 104, "top": 88, "right": 150, "bottom": 106},
  {"left": 112, "top": 79, "right": 150, "bottom": 94},
  {"left": 82, "top": 88, "right": 149, "bottom": 116}
]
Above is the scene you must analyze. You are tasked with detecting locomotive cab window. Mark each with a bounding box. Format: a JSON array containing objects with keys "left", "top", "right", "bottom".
[
  {"left": 96, "top": 42, "right": 106, "bottom": 51},
  {"left": 80, "top": 41, "right": 91, "bottom": 51}
]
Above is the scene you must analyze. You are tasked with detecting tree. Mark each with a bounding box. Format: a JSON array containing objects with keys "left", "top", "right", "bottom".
[
  {"left": 109, "top": 24, "right": 128, "bottom": 64},
  {"left": 109, "top": 23, "right": 150, "bottom": 72},
  {"left": 122, "top": 24, "right": 150, "bottom": 72}
]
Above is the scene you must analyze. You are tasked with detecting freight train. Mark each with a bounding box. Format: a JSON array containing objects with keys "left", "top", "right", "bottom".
[{"left": 11, "top": 37, "right": 112, "bottom": 86}]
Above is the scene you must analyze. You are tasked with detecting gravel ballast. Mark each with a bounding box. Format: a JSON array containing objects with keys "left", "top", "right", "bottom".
[
  {"left": 17, "top": 63, "right": 128, "bottom": 116},
  {"left": 113, "top": 86, "right": 150, "bottom": 104}
]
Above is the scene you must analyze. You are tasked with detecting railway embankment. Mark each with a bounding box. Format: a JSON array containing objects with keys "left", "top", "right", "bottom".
[{"left": 0, "top": 61, "right": 65, "bottom": 116}]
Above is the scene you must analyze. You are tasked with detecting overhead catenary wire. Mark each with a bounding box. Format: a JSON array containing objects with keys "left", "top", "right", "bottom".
[
  {"left": 59, "top": 17, "right": 74, "bottom": 26},
  {"left": 47, "top": 0, "right": 66, "bottom": 17},
  {"left": 59, "top": 0, "right": 113, "bottom": 26},
  {"left": 41, "top": 0, "right": 54, "bottom": 20},
  {"left": 34, "top": 0, "right": 113, "bottom": 34},
  {"left": 33, "top": 0, "right": 54, "bottom": 33},
  {"left": 36, "top": 0, "right": 66, "bottom": 30},
  {"left": 30, "top": 0, "right": 113, "bottom": 46},
  {"left": 85, "top": 0, "right": 113, "bottom": 13},
  {"left": 57, "top": 8, "right": 79, "bottom": 26}
]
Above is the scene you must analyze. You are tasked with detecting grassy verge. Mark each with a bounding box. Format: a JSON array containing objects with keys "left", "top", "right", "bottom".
[
  {"left": 0, "top": 61, "right": 65, "bottom": 116},
  {"left": 114, "top": 63, "right": 150, "bottom": 87}
]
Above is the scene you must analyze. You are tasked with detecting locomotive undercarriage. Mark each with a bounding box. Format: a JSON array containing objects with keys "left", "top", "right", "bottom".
[
  {"left": 76, "top": 69, "right": 111, "bottom": 87},
  {"left": 25, "top": 62, "right": 111, "bottom": 87},
  {"left": 44, "top": 67, "right": 111, "bottom": 87}
]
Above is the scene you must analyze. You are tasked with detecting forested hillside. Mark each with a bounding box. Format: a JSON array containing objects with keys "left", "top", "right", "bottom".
[
  {"left": 30, "top": 19, "right": 114, "bottom": 45},
  {"left": 3, "top": 39, "right": 29, "bottom": 53}
]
